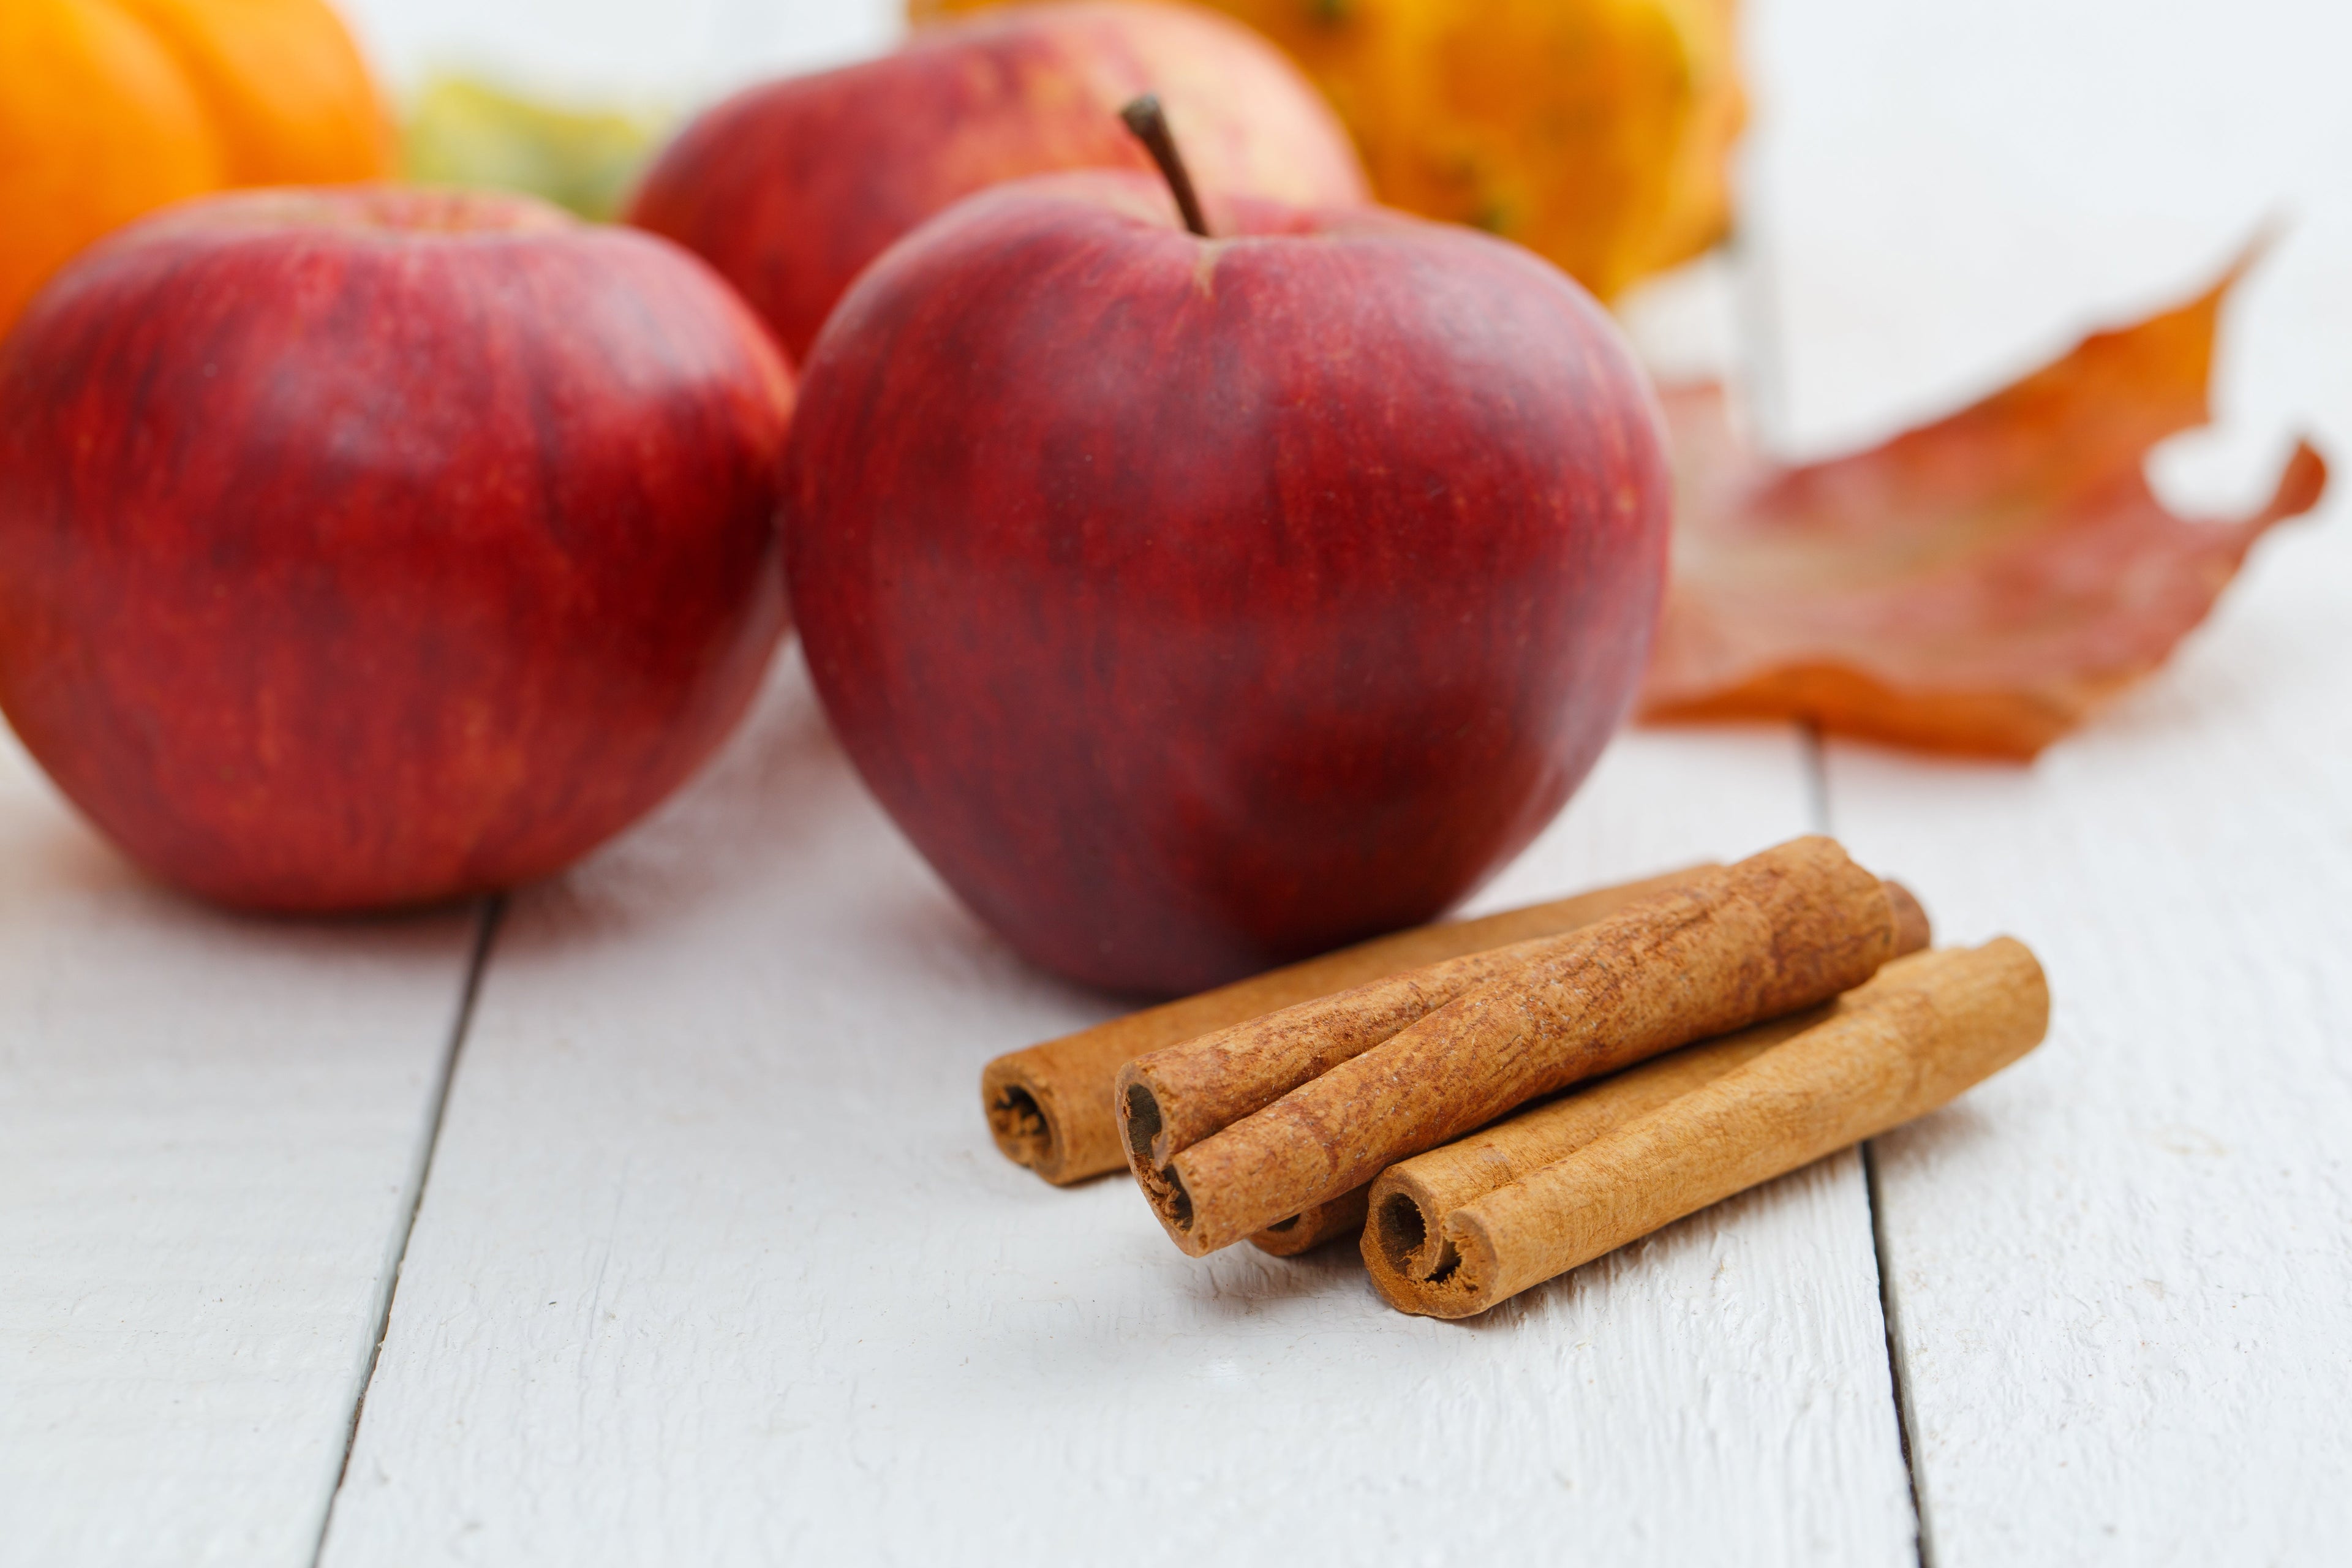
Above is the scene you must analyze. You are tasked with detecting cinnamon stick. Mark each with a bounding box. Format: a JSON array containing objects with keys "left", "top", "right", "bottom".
[
  {"left": 1250, "top": 992, "right": 1861, "bottom": 1258},
  {"left": 1364, "top": 1011, "right": 1826, "bottom": 1282},
  {"left": 981, "top": 867, "right": 1705, "bottom": 1184},
  {"left": 1365, "top": 939, "right": 2049, "bottom": 1317},
  {"left": 1248, "top": 1185, "right": 1371, "bottom": 1257},
  {"left": 1123, "top": 837, "right": 1923, "bottom": 1256}
]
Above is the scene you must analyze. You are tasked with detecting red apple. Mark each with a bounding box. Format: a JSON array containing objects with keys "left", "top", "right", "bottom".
[
  {"left": 782, "top": 168, "right": 1670, "bottom": 995},
  {"left": 626, "top": 1, "right": 1368, "bottom": 363},
  {"left": 0, "top": 186, "right": 793, "bottom": 911}
]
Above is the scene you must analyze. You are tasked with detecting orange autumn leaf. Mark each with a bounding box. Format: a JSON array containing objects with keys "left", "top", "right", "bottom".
[{"left": 1640, "top": 256, "right": 2329, "bottom": 758}]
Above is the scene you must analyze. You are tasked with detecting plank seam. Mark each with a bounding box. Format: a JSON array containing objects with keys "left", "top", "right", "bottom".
[
  {"left": 1808, "top": 723, "right": 1930, "bottom": 1564},
  {"left": 1727, "top": 215, "right": 1794, "bottom": 452},
  {"left": 1799, "top": 723, "right": 1831, "bottom": 837},
  {"left": 1864, "top": 1139, "right": 1933, "bottom": 1568},
  {"left": 306, "top": 894, "right": 507, "bottom": 1568}
]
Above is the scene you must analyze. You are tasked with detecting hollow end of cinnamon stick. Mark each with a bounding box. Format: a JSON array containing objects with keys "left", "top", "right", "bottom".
[
  {"left": 1373, "top": 1185, "right": 1458, "bottom": 1283},
  {"left": 1122, "top": 1079, "right": 1159, "bottom": 1164},
  {"left": 1363, "top": 1188, "right": 1504, "bottom": 1319},
  {"left": 1123, "top": 1079, "right": 1210, "bottom": 1250},
  {"left": 987, "top": 1080, "right": 1054, "bottom": 1169},
  {"left": 978, "top": 1052, "right": 1112, "bottom": 1187},
  {"left": 1120, "top": 1059, "right": 1194, "bottom": 1175}
]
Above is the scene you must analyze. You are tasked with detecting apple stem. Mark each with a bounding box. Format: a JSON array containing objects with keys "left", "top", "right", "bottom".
[{"left": 1119, "top": 95, "right": 1212, "bottom": 239}]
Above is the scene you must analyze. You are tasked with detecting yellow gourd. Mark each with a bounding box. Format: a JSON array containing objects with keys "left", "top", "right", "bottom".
[{"left": 911, "top": 0, "right": 1745, "bottom": 301}]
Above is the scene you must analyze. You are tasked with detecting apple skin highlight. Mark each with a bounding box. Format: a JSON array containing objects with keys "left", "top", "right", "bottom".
[
  {"left": 783, "top": 172, "right": 1670, "bottom": 995},
  {"left": 0, "top": 186, "right": 794, "bottom": 911},
  {"left": 627, "top": 1, "right": 1367, "bottom": 363}
]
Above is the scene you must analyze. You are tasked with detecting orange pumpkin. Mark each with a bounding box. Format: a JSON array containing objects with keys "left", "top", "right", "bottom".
[{"left": 0, "top": 0, "right": 391, "bottom": 334}]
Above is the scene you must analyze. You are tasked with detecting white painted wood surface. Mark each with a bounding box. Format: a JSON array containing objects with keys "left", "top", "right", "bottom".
[
  {"left": 1750, "top": 0, "right": 2352, "bottom": 1561},
  {"left": 0, "top": 732, "right": 484, "bottom": 1568},
  {"left": 314, "top": 663, "right": 1919, "bottom": 1567}
]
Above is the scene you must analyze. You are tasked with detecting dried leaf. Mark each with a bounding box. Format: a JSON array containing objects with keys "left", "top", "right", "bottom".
[{"left": 1641, "top": 255, "right": 2328, "bottom": 758}]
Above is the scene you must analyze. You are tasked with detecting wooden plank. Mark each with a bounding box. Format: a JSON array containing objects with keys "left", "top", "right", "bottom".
[
  {"left": 314, "top": 654, "right": 1918, "bottom": 1566},
  {"left": 1745, "top": 0, "right": 2352, "bottom": 1559},
  {"left": 1825, "top": 560, "right": 2352, "bottom": 1564},
  {"left": 0, "top": 734, "right": 486, "bottom": 1567}
]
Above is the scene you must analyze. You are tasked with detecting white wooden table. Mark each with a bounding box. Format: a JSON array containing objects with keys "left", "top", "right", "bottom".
[{"left": 7, "top": 2, "right": 2349, "bottom": 1563}]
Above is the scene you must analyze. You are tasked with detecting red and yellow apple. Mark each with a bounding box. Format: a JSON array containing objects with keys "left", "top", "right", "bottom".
[
  {"left": 627, "top": 0, "right": 1368, "bottom": 361},
  {"left": 782, "top": 170, "right": 1670, "bottom": 995},
  {"left": 0, "top": 186, "right": 793, "bottom": 911}
]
